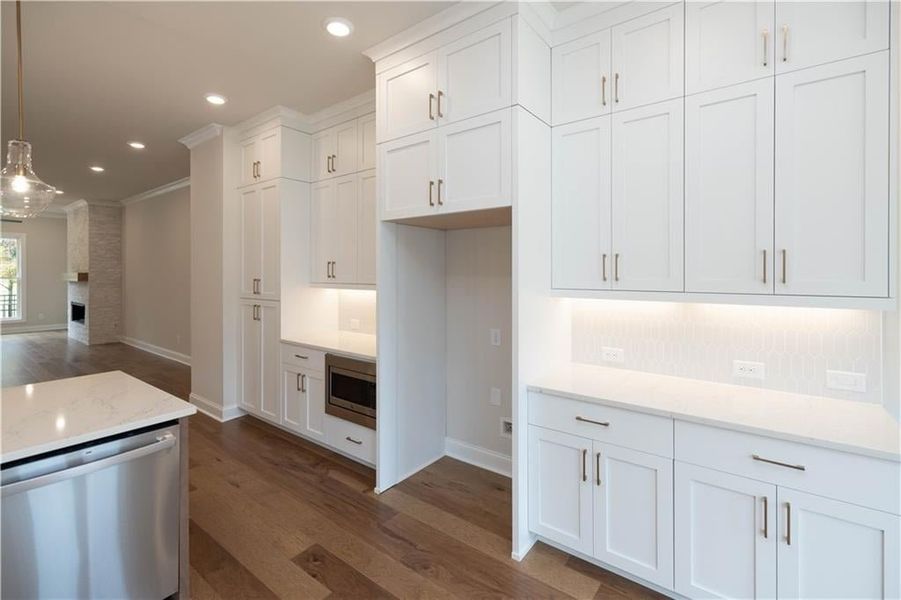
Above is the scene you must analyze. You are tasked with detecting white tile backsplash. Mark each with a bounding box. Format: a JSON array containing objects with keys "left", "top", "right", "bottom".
[{"left": 571, "top": 300, "right": 883, "bottom": 403}]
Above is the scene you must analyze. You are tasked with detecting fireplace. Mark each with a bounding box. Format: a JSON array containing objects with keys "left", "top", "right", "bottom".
[{"left": 70, "top": 302, "right": 85, "bottom": 324}]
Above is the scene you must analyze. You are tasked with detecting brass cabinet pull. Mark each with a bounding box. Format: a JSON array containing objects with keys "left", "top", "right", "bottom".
[
  {"left": 429, "top": 93, "right": 436, "bottom": 120},
  {"left": 252, "top": 304, "right": 260, "bottom": 321},
  {"left": 327, "top": 155, "right": 331, "bottom": 173},
  {"left": 763, "top": 249, "right": 767, "bottom": 284},
  {"left": 762, "top": 496, "right": 769, "bottom": 538},
  {"left": 346, "top": 436, "right": 363, "bottom": 445},
  {"left": 301, "top": 374, "right": 307, "bottom": 393},
  {"left": 782, "top": 24, "right": 789, "bottom": 62},
  {"left": 332, "top": 261, "right": 336, "bottom": 279},
  {"left": 437, "top": 179, "right": 444, "bottom": 205},
  {"left": 762, "top": 28, "right": 769, "bottom": 66},
  {"left": 576, "top": 415, "right": 610, "bottom": 427},
  {"left": 252, "top": 278, "right": 261, "bottom": 295},
  {"left": 294, "top": 354, "right": 308, "bottom": 360},
  {"left": 781, "top": 249, "right": 787, "bottom": 284},
  {"left": 614, "top": 253, "right": 620, "bottom": 282},
  {"left": 752, "top": 454, "right": 806, "bottom": 471},
  {"left": 296, "top": 372, "right": 302, "bottom": 391},
  {"left": 256, "top": 160, "right": 262, "bottom": 178},
  {"left": 429, "top": 180, "right": 435, "bottom": 206},
  {"left": 614, "top": 73, "right": 620, "bottom": 103},
  {"left": 785, "top": 502, "right": 792, "bottom": 545},
  {"left": 602, "top": 253, "right": 608, "bottom": 282},
  {"left": 601, "top": 75, "right": 607, "bottom": 106},
  {"left": 595, "top": 452, "right": 601, "bottom": 486},
  {"left": 581, "top": 448, "right": 587, "bottom": 482},
  {"left": 331, "top": 154, "right": 337, "bottom": 173},
  {"left": 437, "top": 90, "right": 444, "bottom": 118}
]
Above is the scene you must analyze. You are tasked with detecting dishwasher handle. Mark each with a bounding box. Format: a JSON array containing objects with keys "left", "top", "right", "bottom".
[{"left": 2, "top": 432, "right": 177, "bottom": 497}]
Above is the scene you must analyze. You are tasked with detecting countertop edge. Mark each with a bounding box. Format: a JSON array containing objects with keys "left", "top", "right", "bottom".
[
  {"left": 1, "top": 405, "right": 197, "bottom": 465},
  {"left": 527, "top": 384, "right": 901, "bottom": 463},
  {"left": 280, "top": 337, "right": 376, "bottom": 362}
]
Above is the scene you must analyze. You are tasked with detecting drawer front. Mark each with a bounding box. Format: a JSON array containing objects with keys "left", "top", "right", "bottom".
[
  {"left": 675, "top": 421, "right": 900, "bottom": 515},
  {"left": 280, "top": 343, "right": 325, "bottom": 373},
  {"left": 528, "top": 391, "right": 673, "bottom": 458},
  {"left": 324, "top": 415, "right": 376, "bottom": 464}
]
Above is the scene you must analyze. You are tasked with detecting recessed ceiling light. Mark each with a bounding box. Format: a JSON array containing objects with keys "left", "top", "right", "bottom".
[
  {"left": 325, "top": 18, "right": 353, "bottom": 37},
  {"left": 55, "top": 189, "right": 64, "bottom": 194},
  {"left": 205, "top": 93, "right": 227, "bottom": 105},
  {"left": 90, "top": 166, "right": 104, "bottom": 173},
  {"left": 127, "top": 141, "right": 145, "bottom": 149}
]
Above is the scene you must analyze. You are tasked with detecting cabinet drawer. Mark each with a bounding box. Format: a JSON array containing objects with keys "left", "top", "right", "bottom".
[
  {"left": 675, "top": 421, "right": 900, "bottom": 515},
  {"left": 280, "top": 343, "right": 325, "bottom": 373},
  {"left": 528, "top": 391, "right": 673, "bottom": 458},
  {"left": 324, "top": 415, "right": 376, "bottom": 464}
]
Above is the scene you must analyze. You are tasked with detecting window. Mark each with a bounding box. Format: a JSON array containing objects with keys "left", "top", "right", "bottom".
[{"left": 0, "top": 234, "right": 24, "bottom": 321}]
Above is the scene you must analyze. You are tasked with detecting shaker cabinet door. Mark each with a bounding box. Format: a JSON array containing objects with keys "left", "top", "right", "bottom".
[{"left": 552, "top": 29, "right": 612, "bottom": 125}]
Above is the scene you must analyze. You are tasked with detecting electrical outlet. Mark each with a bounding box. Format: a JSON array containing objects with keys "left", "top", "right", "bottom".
[
  {"left": 826, "top": 370, "right": 866, "bottom": 393},
  {"left": 489, "top": 387, "right": 501, "bottom": 406},
  {"left": 733, "top": 360, "right": 765, "bottom": 380},
  {"left": 350, "top": 318, "right": 361, "bottom": 331},
  {"left": 601, "top": 346, "right": 624, "bottom": 364},
  {"left": 501, "top": 418, "right": 513, "bottom": 438},
  {"left": 490, "top": 328, "right": 501, "bottom": 347}
]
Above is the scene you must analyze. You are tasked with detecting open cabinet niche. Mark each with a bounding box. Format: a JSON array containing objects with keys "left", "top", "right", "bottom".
[{"left": 376, "top": 219, "right": 513, "bottom": 491}]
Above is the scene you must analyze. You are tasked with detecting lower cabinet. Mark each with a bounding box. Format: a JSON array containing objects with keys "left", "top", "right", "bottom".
[
  {"left": 238, "top": 300, "right": 280, "bottom": 421},
  {"left": 528, "top": 424, "right": 674, "bottom": 588},
  {"left": 281, "top": 363, "right": 325, "bottom": 440}
]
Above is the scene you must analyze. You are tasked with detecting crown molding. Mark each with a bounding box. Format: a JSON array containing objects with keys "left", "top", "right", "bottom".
[
  {"left": 235, "top": 105, "right": 308, "bottom": 136},
  {"left": 36, "top": 205, "right": 67, "bottom": 219},
  {"left": 306, "top": 89, "right": 375, "bottom": 132},
  {"left": 63, "top": 199, "right": 88, "bottom": 212},
  {"left": 178, "top": 123, "right": 224, "bottom": 149},
  {"left": 121, "top": 177, "right": 190, "bottom": 206}
]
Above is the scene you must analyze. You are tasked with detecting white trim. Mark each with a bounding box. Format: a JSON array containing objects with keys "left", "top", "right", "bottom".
[
  {"left": 120, "top": 177, "right": 189, "bottom": 206},
  {"left": 306, "top": 89, "right": 376, "bottom": 132},
  {"left": 119, "top": 335, "right": 191, "bottom": 366},
  {"left": 36, "top": 206, "right": 67, "bottom": 219},
  {"left": 189, "top": 392, "right": 244, "bottom": 422},
  {"left": 510, "top": 533, "right": 539, "bottom": 562},
  {"left": 1, "top": 323, "right": 66, "bottom": 334},
  {"left": 234, "top": 105, "right": 308, "bottom": 136},
  {"left": 444, "top": 437, "right": 512, "bottom": 478},
  {"left": 0, "top": 232, "right": 26, "bottom": 323},
  {"left": 63, "top": 199, "right": 88, "bottom": 213},
  {"left": 178, "top": 123, "right": 224, "bottom": 149}
]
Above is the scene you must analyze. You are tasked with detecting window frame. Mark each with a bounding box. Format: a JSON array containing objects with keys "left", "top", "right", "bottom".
[{"left": 0, "top": 232, "right": 26, "bottom": 323}]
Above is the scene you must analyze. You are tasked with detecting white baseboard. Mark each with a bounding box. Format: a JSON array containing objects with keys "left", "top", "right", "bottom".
[
  {"left": 445, "top": 437, "right": 512, "bottom": 478},
  {"left": 119, "top": 336, "right": 191, "bottom": 366},
  {"left": 189, "top": 393, "right": 243, "bottom": 422},
  {"left": 1, "top": 323, "right": 67, "bottom": 334},
  {"left": 511, "top": 534, "right": 539, "bottom": 562}
]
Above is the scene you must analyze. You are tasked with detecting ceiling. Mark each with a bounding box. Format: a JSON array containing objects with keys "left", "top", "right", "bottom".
[{"left": 0, "top": 1, "right": 453, "bottom": 206}]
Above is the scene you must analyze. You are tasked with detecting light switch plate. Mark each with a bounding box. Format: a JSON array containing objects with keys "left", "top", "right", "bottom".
[
  {"left": 490, "top": 329, "right": 501, "bottom": 347},
  {"left": 733, "top": 360, "right": 765, "bottom": 380},
  {"left": 601, "top": 347, "right": 624, "bottom": 364},
  {"left": 826, "top": 370, "right": 866, "bottom": 393}
]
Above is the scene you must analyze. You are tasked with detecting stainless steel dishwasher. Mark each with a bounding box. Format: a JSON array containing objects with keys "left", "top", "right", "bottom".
[{"left": 1, "top": 422, "right": 181, "bottom": 599}]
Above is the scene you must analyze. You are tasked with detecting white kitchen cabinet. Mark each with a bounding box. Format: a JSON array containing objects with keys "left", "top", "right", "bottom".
[
  {"left": 528, "top": 426, "right": 594, "bottom": 555},
  {"left": 593, "top": 442, "right": 673, "bottom": 589},
  {"left": 379, "top": 130, "right": 438, "bottom": 221},
  {"left": 357, "top": 170, "right": 377, "bottom": 285},
  {"left": 552, "top": 116, "right": 612, "bottom": 290},
  {"left": 239, "top": 181, "right": 280, "bottom": 301},
  {"left": 775, "top": 52, "right": 889, "bottom": 297},
  {"left": 775, "top": 1, "right": 889, "bottom": 73},
  {"left": 377, "top": 52, "right": 439, "bottom": 142},
  {"left": 685, "top": 1, "right": 774, "bottom": 94},
  {"left": 777, "top": 488, "right": 900, "bottom": 600},
  {"left": 437, "top": 19, "right": 511, "bottom": 126},
  {"left": 240, "top": 126, "right": 309, "bottom": 186},
  {"left": 552, "top": 30, "right": 612, "bottom": 125},
  {"left": 312, "top": 120, "right": 358, "bottom": 180},
  {"left": 611, "top": 98, "right": 683, "bottom": 292},
  {"left": 611, "top": 3, "right": 684, "bottom": 111},
  {"left": 311, "top": 176, "right": 358, "bottom": 284},
  {"left": 282, "top": 364, "right": 325, "bottom": 440},
  {"left": 357, "top": 113, "right": 377, "bottom": 171},
  {"left": 238, "top": 300, "right": 280, "bottom": 423},
  {"left": 686, "top": 78, "right": 774, "bottom": 294},
  {"left": 675, "top": 462, "right": 778, "bottom": 599}
]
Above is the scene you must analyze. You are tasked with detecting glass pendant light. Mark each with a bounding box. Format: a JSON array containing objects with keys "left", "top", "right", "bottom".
[{"left": 0, "top": 1, "right": 56, "bottom": 218}]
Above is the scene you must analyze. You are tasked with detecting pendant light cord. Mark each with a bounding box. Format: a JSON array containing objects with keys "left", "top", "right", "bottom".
[{"left": 16, "top": 0, "right": 24, "bottom": 141}]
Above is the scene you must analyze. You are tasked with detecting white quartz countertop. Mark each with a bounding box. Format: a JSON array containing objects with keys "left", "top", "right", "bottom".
[
  {"left": 529, "top": 363, "right": 901, "bottom": 462},
  {"left": 2, "top": 371, "right": 196, "bottom": 464},
  {"left": 282, "top": 331, "right": 376, "bottom": 361}
]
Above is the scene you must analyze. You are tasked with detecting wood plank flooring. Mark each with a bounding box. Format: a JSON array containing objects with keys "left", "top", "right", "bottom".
[{"left": 2, "top": 331, "right": 665, "bottom": 599}]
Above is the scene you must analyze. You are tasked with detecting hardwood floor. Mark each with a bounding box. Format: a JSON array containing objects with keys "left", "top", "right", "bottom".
[{"left": 2, "top": 331, "right": 665, "bottom": 600}]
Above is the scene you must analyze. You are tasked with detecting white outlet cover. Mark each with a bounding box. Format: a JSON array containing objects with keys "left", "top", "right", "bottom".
[
  {"left": 733, "top": 360, "right": 765, "bottom": 380},
  {"left": 601, "top": 346, "right": 624, "bottom": 364},
  {"left": 826, "top": 370, "right": 866, "bottom": 393},
  {"left": 490, "top": 387, "right": 501, "bottom": 406},
  {"left": 490, "top": 328, "right": 501, "bottom": 346}
]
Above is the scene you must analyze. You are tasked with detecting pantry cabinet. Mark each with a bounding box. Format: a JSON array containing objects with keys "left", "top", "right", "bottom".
[
  {"left": 685, "top": 0, "right": 774, "bottom": 94},
  {"left": 238, "top": 300, "right": 280, "bottom": 422},
  {"left": 282, "top": 364, "right": 325, "bottom": 440},
  {"left": 239, "top": 181, "right": 280, "bottom": 301},
  {"left": 775, "top": 52, "right": 889, "bottom": 297},
  {"left": 685, "top": 78, "right": 774, "bottom": 294}
]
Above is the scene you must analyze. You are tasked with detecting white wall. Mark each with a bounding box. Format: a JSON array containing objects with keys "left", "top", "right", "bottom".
[
  {"left": 337, "top": 289, "right": 377, "bottom": 334},
  {"left": 446, "top": 226, "right": 512, "bottom": 458},
  {"left": 0, "top": 215, "right": 67, "bottom": 332},
  {"left": 122, "top": 185, "right": 191, "bottom": 359}
]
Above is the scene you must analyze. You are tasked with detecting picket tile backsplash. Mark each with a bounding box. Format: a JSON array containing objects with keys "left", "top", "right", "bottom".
[{"left": 571, "top": 300, "right": 883, "bottom": 403}]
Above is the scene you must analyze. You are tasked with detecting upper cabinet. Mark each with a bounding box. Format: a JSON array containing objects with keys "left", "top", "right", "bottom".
[
  {"left": 357, "top": 113, "right": 377, "bottom": 171},
  {"left": 377, "top": 21, "right": 512, "bottom": 143},
  {"left": 553, "top": 30, "right": 612, "bottom": 125},
  {"left": 312, "top": 116, "right": 372, "bottom": 181},
  {"left": 240, "top": 181, "right": 281, "bottom": 301},
  {"left": 685, "top": 1, "right": 774, "bottom": 94},
  {"left": 240, "top": 126, "right": 310, "bottom": 187},
  {"left": 775, "top": 1, "right": 889, "bottom": 73}
]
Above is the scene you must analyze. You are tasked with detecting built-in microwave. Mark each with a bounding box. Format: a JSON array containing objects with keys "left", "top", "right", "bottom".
[{"left": 325, "top": 354, "right": 376, "bottom": 430}]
